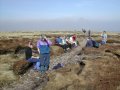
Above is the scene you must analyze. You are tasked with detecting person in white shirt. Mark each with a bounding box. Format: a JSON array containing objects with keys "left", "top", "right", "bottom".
[{"left": 101, "top": 31, "right": 107, "bottom": 44}]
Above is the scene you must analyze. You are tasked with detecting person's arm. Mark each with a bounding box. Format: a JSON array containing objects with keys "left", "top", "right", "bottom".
[
  {"left": 69, "top": 37, "right": 74, "bottom": 44},
  {"left": 46, "top": 39, "right": 52, "bottom": 46},
  {"left": 37, "top": 40, "right": 40, "bottom": 54},
  {"left": 105, "top": 34, "right": 107, "bottom": 41},
  {"left": 66, "top": 39, "right": 71, "bottom": 44},
  {"left": 37, "top": 48, "right": 40, "bottom": 54}
]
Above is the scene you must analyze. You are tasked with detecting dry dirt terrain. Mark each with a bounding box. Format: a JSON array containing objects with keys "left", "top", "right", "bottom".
[{"left": 0, "top": 31, "right": 120, "bottom": 90}]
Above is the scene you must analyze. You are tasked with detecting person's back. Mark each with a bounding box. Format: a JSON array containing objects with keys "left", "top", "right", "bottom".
[
  {"left": 92, "top": 40, "right": 99, "bottom": 48},
  {"left": 55, "top": 38, "right": 59, "bottom": 44},
  {"left": 86, "top": 38, "right": 93, "bottom": 47},
  {"left": 56, "top": 37, "right": 62, "bottom": 45},
  {"left": 61, "top": 36, "right": 67, "bottom": 45},
  {"left": 72, "top": 34, "right": 76, "bottom": 41},
  {"left": 25, "top": 46, "right": 32, "bottom": 60}
]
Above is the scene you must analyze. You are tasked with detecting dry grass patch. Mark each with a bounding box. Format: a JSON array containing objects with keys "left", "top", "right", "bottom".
[
  {"left": 50, "top": 46, "right": 64, "bottom": 58},
  {"left": 0, "top": 54, "right": 25, "bottom": 87},
  {"left": 0, "top": 63, "right": 17, "bottom": 87}
]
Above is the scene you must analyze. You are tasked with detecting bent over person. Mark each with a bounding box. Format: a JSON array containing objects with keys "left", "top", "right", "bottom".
[
  {"left": 37, "top": 35, "right": 52, "bottom": 74},
  {"left": 25, "top": 41, "right": 40, "bottom": 71}
]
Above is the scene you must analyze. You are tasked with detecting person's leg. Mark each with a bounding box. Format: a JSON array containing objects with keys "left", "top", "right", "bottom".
[
  {"left": 44, "top": 54, "right": 50, "bottom": 71},
  {"left": 60, "top": 45, "right": 66, "bottom": 52},
  {"left": 74, "top": 41, "right": 77, "bottom": 46},
  {"left": 72, "top": 43, "right": 75, "bottom": 48},
  {"left": 68, "top": 43, "right": 72, "bottom": 49},
  {"left": 39, "top": 54, "right": 45, "bottom": 66},
  {"left": 104, "top": 40, "right": 107, "bottom": 44},
  {"left": 27, "top": 58, "right": 40, "bottom": 70},
  {"left": 35, "top": 61, "right": 40, "bottom": 70},
  {"left": 101, "top": 40, "right": 106, "bottom": 45},
  {"left": 39, "top": 54, "right": 46, "bottom": 74},
  {"left": 27, "top": 58, "right": 39, "bottom": 63},
  {"left": 66, "top": 44, "right": 69, "bottom": 49},
  {"left": 64, "top": 44, "right": 67, "bottom": 50},
  {"left": 60, "top": 45, "right": 65, "bottom": 49},
  {"left": 63, "top": 44, "right": 67, "bottom": 52}
]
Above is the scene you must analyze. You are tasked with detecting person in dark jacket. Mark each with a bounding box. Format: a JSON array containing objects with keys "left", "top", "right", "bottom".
[
  {"left": 86, "top": 37, "right": 93, "bottom": 47},
  {"left": 25, "top": 42, "right": 40, "bottom": 70}
]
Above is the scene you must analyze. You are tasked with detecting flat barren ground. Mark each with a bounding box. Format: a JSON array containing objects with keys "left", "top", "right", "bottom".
[{"left": 0, "top": 31, "right": 120, "bottom": 90}]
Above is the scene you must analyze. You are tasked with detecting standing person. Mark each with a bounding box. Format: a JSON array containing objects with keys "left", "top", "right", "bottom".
[
  {"left": 37, "top": 35, "right": 52, "bottom": 74},
  {"left": 25, "top": 41, "right": 40, "bottom": 71},
  {"left": 88, "top": 30, "right": 91, "bottom": 38},
  {"left": 101, "top": 31, "right": 107, "bottom": 44}
]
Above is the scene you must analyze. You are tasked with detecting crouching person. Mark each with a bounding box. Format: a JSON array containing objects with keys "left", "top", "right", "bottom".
[
  {"left": 86, "top": 37, "right": 99, "bottom": 48},
  {"left": 37, "top": 35, "right": 52, "bottom": 74},
  {"left": 25, "top": 41, "right": 40, "bottom": 71},
  {"left": 55, "top": 36, "right": 68, "bottom": 52},
  {"left": 86, "top": 37, "right": 93, "bottom": 47}
]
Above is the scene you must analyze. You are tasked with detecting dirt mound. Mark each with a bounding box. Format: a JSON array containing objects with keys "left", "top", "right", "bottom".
[
  {"left": 95, "top": 39, "right": 120, "bottom": 43},
  {"left": 93, "top": 59, "right": 120, "bottom": 90},
  {"left": 13, "top": 60, "right": 32, "bottom": 75},
  {"left": 105, "top": 45, "right": 120, "bottom": 58},
  {"left": 44, "top": 62, "right": 86, "bottom": 90},
  {"left": 43, "top": 57, "right": 120, "bottom": 90},
  {"left": 0, "top": 38, "right": 29, "bottom": 54},
  {"left": 42, "top": 44, "right": 120, "bottom": 90},
  {"left": 50, "top": 46, "right": 64, "bottom": 58},
  {"left": 82, "top": 44, "right": 120, "bottom": 60}
]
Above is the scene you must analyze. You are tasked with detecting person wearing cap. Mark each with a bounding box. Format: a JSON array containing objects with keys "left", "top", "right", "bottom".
[
  {"left": 25, "top": 41, "right": 40, "bottom": 71},
  {"left": 37, "top": 35, "right": 52, "bottom": 74}
]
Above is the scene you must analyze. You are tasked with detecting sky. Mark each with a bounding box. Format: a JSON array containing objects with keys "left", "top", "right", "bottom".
[{"left": 0, "top": 0, "right": 120, "bottom": 32}]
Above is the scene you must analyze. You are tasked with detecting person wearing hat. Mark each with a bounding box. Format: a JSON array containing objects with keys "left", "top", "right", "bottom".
[{"left": 37, "top": 35, "right": 52, "bottom": 74}]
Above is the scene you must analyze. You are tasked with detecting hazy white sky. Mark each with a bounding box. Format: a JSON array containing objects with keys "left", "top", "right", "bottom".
[{"left": 0, "top": 0, "right": 120, "bottom": 32}]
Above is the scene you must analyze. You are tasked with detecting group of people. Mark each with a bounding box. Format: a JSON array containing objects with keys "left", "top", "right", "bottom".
[
  {"left": 86, "top": 31, "right": 107, "bottom": 48},
  {"left": 55, "top": 34, "right": 78, "bottom": 52},
  {"left": 25, "top": 35, "right": 52, "bottom": 74},
  {"left": 25, "top": 34, "right": 78, "bottom": 74},
  {"left": 24, "top": 31, "right": 107, "bottom": 74}
]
